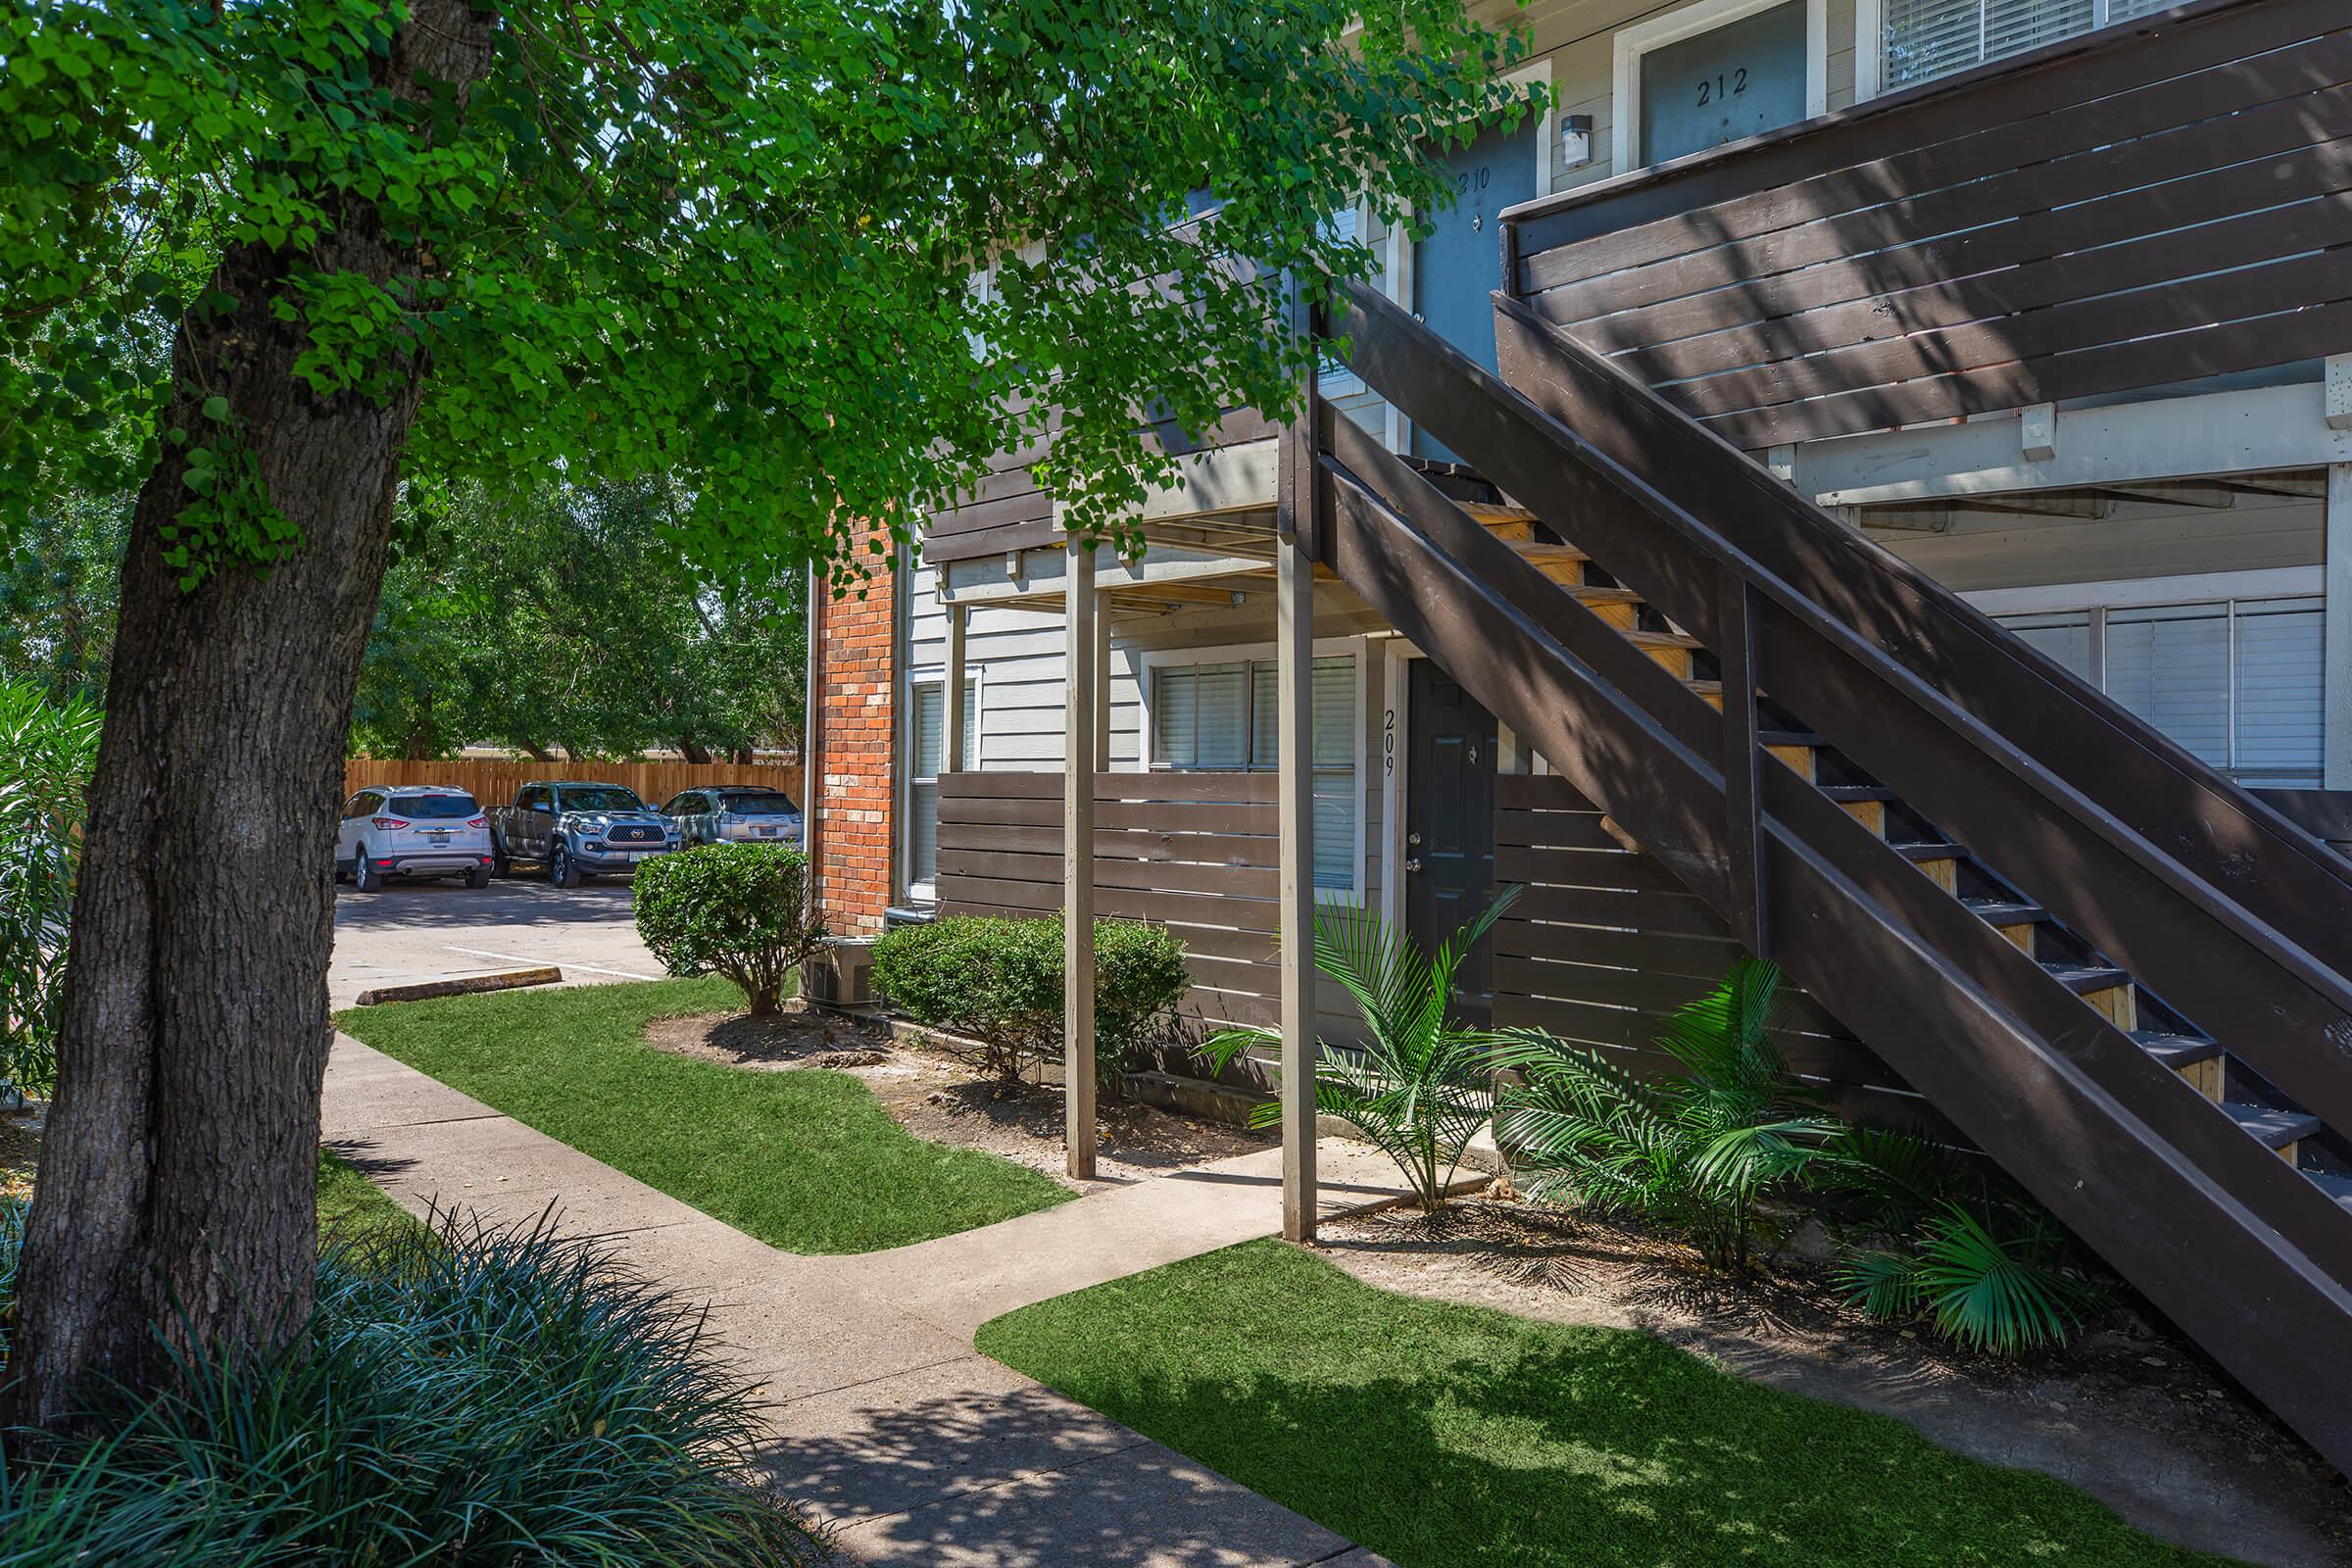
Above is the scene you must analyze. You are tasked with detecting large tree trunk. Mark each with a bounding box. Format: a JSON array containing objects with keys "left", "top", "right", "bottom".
[{"left": 10, "top": 3, "right": 497, "bottom": 1427}]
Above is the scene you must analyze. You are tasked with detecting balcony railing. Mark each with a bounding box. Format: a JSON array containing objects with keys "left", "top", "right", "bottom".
[{"left": 1500, "top": 0, "right": 2352, "bottom": 448}]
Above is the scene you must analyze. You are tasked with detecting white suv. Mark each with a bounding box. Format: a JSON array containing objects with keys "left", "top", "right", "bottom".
[{"left": 335, "top": 786, "right": 495, "bottom": 892}]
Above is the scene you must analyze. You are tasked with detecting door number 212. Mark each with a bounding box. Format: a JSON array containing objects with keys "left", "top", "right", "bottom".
[{"left": 1695, "top": 68, "right": 1749, "bottom": 107}]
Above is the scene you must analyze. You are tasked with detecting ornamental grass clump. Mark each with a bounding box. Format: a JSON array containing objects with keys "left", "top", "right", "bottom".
[
  {"left": 633, "top": 842, "right": 824, "bottom": 1015},
  {"left": 0, "top": 1200, "right": 822, "bottom": 1565},
  {"left": 871, "top": 914, "right": 1190, "bottom": 1088}
]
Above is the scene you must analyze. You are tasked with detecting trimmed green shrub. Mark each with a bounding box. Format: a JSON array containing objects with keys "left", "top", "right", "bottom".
[
  {"left": 871, "top": 914, "right": 1190, "bottom": 1088},
  {"left": 633, "top": 843, "right": 822, "bottom": 1015},
  {"left": 0, "top": 681, "right": 102, "bottom": 1096},
  {"left": 0, "top": 1201, "right": 821, "bottom": 1564}
]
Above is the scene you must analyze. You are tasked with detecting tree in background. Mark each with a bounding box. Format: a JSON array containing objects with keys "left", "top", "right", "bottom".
[
  {"left": 2, "top": 0, "right": 1533, "bottom": 1423},
  {"left": 0, "top": 492, "right": 129, "bottom": 709},
  {"left": 351, "top": 479, "right": 807, "bottom": 761}
]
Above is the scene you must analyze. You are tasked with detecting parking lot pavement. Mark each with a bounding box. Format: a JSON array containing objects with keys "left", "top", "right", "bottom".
[{"left": 329, "top": 875, "right": 665, "bottom": 1009}]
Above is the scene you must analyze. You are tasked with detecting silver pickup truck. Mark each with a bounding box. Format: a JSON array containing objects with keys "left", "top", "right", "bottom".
[{"left": 487, "top": 780, "right": 682, "bottom": 888}]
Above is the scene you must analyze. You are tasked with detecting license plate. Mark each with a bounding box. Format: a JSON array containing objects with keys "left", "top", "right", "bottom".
[
  {"left": 628, "top": 850, "right": 649, "bottom": 861},
  {"left": 758, "top": 826, "right": 775, "bottom": 837},
  {"left": 426, "top": 831, "right": 450, "bottom": 843}
]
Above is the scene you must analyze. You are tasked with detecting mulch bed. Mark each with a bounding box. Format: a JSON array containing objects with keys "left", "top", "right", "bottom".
[{"left": 642, "top": 1006, "right": 1272, "bottom": 1190}]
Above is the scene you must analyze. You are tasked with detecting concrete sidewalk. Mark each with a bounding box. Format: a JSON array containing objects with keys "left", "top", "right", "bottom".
[{"left": 322, "top": 1034, "right": 1402, "bottom": 1567}]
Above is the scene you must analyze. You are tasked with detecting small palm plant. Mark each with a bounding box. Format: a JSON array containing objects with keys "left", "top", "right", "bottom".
[
  {"left": 1204, "top": 886, "right": 1522, "bottom": 1211},
  {"left": 1821, "top": 1121, "right": 2111, "bottom": 1354},
  {"left": 1493, "top": 956, "right": 1839, "bottom": 1272}
]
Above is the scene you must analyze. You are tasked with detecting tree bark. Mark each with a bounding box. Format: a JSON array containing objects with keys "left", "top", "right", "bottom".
[
  {"left": 10, "top": 2, "right": 497, "bottom": 1427},
  {"left": 679, "top": 737, "right": 712, "bottom": 764}
]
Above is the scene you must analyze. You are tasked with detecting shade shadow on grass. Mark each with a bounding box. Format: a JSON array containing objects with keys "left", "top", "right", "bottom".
[
  {"left": 336, "top": 977, "right": 1073, "bottom": 1253},
  {"left": 976, "top": 1240, "right": 2244, "bottom": 1568}
]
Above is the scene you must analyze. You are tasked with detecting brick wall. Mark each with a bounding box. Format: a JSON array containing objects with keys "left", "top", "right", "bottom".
[{"left": 814, "top": 535, "right": 896, "bottom": 935}]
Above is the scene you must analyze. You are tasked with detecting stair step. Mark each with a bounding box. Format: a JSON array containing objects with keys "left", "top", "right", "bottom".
[
  {"left": 2136, "top": 1029, "right": 2227, "bottom": 1100},
  {"left": 2133, "top": 1030, "right": 2222, "bottom": 1069},
  {"left": 1963, "top": 898, "right": 2048, "bottom": 952},
  {"left": 1628, "top": 629, "right": 1703, "bottom": 678},
  {"left": 2223, "top": 1102, "right": 2322, "bottom": 1155},
  {"left": 1889, "top": 840, "right": 1965, "bottom": 861},
  {"left": 1820, "top": 784, "right": 1893, "bottom": 836},
  {"left": 2309, "top": 1170, "right": 2352, "bottom": 1213},
  {"left": 2042, "top": 962, "right": 2132, "bottom": 996},
  {"left": 2042, "top": 961, "right": 2140, "bottom": 1028},
  {"left": 1511, "top": 541, "right": 1589, "bottom": 585},
  {"left": 1962, "top": 898, "right": 2047, "bottom": 924},
  {"left": 1567, "top": 585, "right": 1644, "bottom": 630}
]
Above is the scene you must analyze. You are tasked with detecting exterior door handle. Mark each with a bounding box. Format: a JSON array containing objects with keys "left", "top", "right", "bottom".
[{"left": 1403, "top": 857, "right": 1423, "bottom": 873}]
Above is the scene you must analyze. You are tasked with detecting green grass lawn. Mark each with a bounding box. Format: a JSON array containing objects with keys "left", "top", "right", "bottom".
[
  {"left": 976, "top": 1240, "right": 2239, "bottom": 1568},
  {"left": 336, "top": 977, "right": 1073, "bottom": 1253},
  {"left": 317, "top": 1148, "right": 420, "bottom": 1247}
]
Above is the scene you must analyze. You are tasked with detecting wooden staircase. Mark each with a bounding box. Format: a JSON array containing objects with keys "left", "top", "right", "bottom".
[
  {"left": 1307, "top": 275, "right": 2352, "bottom": 1474},
  {"left": 1485, "top": 525, "right": 2341, "bottom": 1190}
]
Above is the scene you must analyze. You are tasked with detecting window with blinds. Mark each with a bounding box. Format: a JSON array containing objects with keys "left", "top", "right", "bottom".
[
  {"left": 1994, "top": 596, "right": 2323, "bottom": 788},
  {"left": 1881, "top": 0, "right": 2159, "bottom": 92},
  {"left": 1152, "top": 655, "right": 1359, "bottom": 891},
  {"left": 906, "top": 676, "right": 979, "bottom": 895}
]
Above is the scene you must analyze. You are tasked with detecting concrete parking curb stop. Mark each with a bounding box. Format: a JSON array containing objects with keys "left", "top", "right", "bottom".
[{"left": 352, "top": 967, "right": 564, "bottom": 1006}]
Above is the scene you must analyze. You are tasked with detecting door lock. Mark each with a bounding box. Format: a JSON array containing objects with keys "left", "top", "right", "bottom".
[{"left": 1407, "top": 832, "right": 1422, "bottom": 846}]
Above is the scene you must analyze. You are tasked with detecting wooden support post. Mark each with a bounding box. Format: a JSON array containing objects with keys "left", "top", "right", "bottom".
[
  {"left": 2327, "top": 466, "right": 2352, "bottom": 789},
  {"left": 1717, "top": 564, "right": 1768, "bottom": 957},
  {"left": 1063, "top": 543, "right": 1099, "bottom": 1180},
  {"left": 1276, "top": 279, "right": 1319, "bottom": 1244},
  {"left": 944, "top": 603, "right": 968, "bottom": 775},
  {"left": 1094, "top": 591, "right": 1112, "bottom": 771}
]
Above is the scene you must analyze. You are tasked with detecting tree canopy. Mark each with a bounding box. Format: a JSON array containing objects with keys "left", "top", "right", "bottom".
[
  {"left": 4, "top": 0, "right": 1538, "bottom": 584},
  {"left": 353, "top": 479, "right": 806, "bottom": 760}
]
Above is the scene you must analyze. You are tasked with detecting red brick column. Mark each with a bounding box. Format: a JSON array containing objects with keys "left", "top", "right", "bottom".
[{"left": 813, "top": 535, "right": 896, "bottom": 936}]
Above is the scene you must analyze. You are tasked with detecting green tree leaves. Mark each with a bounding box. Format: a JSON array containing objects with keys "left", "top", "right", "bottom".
[{"left": 4, "top": 0, "right": 1533, "bottom": 588}]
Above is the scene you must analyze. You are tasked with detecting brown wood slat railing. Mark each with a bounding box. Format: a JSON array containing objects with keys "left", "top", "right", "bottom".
[
  {"left": 1500, "top": 0, "right": 2352, "bottom": 448},
  {"left": 1494, "top": 774, "right": 1962, "bottom": 1142},
  {"left": 933, "top": 770, "right": 1283, "bottom": 1027}
]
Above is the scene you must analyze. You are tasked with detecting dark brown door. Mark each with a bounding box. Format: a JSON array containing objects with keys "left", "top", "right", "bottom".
[{"left": 1405, "top": 660, "right": 1499, "bottom": 1022}]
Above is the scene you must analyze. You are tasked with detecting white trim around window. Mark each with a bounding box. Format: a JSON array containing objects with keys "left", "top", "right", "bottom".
[
  {"left": 1613, "top": 0, "right": 1832, "bottom": 174},
  {"left": 903, "top": 664, "right": 984, "bottom": 906},
  {"left": 1137, "top": 636, "right": 1370, "bottom": 903}
]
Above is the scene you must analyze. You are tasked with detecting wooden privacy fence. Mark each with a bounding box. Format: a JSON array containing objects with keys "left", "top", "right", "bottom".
[
  {"left": 341, "top": 759, "right": 805, "bottom": 812},
  {"left": 1492, "top": 773, "right": 1960, "bottom": 1142},
  {"left": 934, "top": 770, "right": 1282, "bottom": 1029}
]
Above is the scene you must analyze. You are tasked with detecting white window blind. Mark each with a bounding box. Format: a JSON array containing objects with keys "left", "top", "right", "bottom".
[
  {"left": 1154, "top": 654, "right": 1360, "bottom": 892},
  {"left": 1883, "top": 0, "right": 2153, "bottom": 91},
  {"left": 2231, "top": 596, "right": 2325, "bottom": 787},
  {"left": 907, "top": 677, "right": 979, "bottom": 894},
  {"left": 2105, "top": 603, "right": 2230, "bottom": 769},
  {"left": 1318, "top": 208, "right": 1366, "bottom": 396},
  {"left": 1997, "top": 610, "right": 2092, "bottom": 681},
  {"left": 1996, "top": 596, "right": 2323, "bottom": 788}
]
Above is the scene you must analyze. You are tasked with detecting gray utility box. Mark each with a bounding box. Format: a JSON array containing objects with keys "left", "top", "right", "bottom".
[{"left": 803, "top": 936, "right": 878, "bottom": 1011}]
